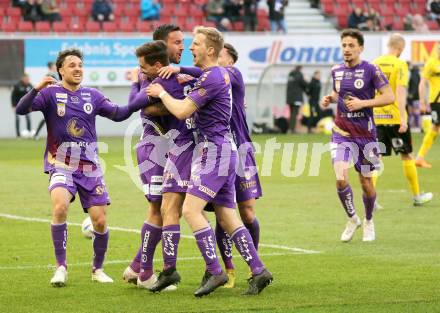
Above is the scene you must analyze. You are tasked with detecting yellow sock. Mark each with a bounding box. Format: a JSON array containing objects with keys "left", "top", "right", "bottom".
[
  {"left": 417, "top": 129, "right": 439, "bottom": 159},
  {"left": 402, "top": 160, "right": 420, "bottom": 196},
  {"left": 371, "top": 170, "right": 378, "bottom": 187}
]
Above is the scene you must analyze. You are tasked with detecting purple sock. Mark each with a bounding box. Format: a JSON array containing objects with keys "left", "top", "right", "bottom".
[
  {"left": 130, "top": 222, "right": 149, "bottom": 273},
  {"left": 231, "top": 226, "right": 265, "bottom": 275},
  {"left": 92, "top": 230, "right": 109, "bottom": 271},
  {"left": 51, "top": 223, "right": 67, "bottom": 268},
  {"left": 139, "top": 223, "right": 162, "bottom": 281},
  {"left": 215, "top": 220, "right": 234, "bottom": 269},
  {"left": 244, "top": 218, "right": 260, "bottom": 250},
  {"left": 194, "top": 227, "right": 222, "bottom": 275},
  {"left": 162, "top": 224, "right": 180, "bottom": 270},
  {"left": 363, "top": 194, "right": 376, "bottom": 221},
  {"left": 337, "top": 185, "right": 356, "bottom": 218}
]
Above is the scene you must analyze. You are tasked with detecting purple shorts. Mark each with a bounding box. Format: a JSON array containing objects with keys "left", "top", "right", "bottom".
[
  {"left": 235, "top": 150, "right": 262, "bottom": 202},
  {"left": 162, "top": 141, "right": 195, "bottom": 194},
  {"left": 187, "top": 142, "right": 237, "bottom": 209},
  {"left": 331, "top": 131, "right": 381, "bottom": 174},
  {"left": 136, "top": 143, "right": 164, "bottom": 202},
  {"left": 48, "top": 169, "right": 110, "bottom": 212}
]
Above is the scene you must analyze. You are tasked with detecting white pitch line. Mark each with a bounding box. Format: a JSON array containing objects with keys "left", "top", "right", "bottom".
[
  {"left": 0, "top": 253, "right": 293, "bottom": 271},
  {"left": 0, "top": 213, "right": 320, "bottom": 255}
]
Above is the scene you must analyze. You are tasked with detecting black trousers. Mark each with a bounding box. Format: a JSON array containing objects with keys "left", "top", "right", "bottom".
[{"left": 15, "top": 114, "right": 31, "bottom": 137}]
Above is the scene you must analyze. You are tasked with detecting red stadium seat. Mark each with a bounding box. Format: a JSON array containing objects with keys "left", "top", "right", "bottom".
[
  {"left": 257, "top": 18, "right": 270, "bottom": 31},
  {"left": 18, "top": 21, "right": 33, "bottom": 32},
  {"left": 1, "top": 20, "right": 17, "bottom": 32},
  {"left": 321, "top": 3, "right": 333, "bottom": 15},
  {"left": 119, "top": 20, "right": 135, "bottom": 32},
  {"left": 232, "top": 20, "right": 244, "bottom": 31},
  {"left": 53, "top": 21, "right": 68, "bottom": 32},
  {"left": 123, "top": 6, "right": 140, "bottom": 18},
  {"left": 161, "top": 15, "right": 172, "bottom": 24},
  {"left": 427, "top": 20, "right": 439, "bottom": 30},
  {"left": 136, "top": 20, "right": 152, "bottom": 32},
  {"left": 410, "top": 4, "right": 426, "bottom": 15},
  {"left": 175, "top": 6, "right": 188, "bottom": 17},
  {"left": 74, "top": 7, "right": 89, "bottom": 18},
  {"left": 86, "top": 21, "right": 101, "bottom": 32},
  {"left": 337, "top": 15, "right": 348, "bottom": 28},
  {"left": 70, "top": 20, "right": 85, "bottom": 32},
  {"left": 161, "top": 6, "right": 174, "bottom": 17},
  {"left": 0, "top": 8, "right": 5, "bottom": 16},
  {"left": 392, "top": 19, "right": 404, "bottom": 30},
  {"left": 6, "top": 7, "right": 21, "bottom": 18},
  {"left": 192, "top": 8, "right": 205, "bottom": 19},
  {"left": 35, "top": 21, "right": 51, "bottom": 32},
  {"left": 102, "top": 21, "right": 117, "bottom": 32}
]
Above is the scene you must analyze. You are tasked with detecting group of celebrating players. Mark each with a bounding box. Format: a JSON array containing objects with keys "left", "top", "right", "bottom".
[{"left": 15, "top": 24, "right": 438, "bottom": 297}]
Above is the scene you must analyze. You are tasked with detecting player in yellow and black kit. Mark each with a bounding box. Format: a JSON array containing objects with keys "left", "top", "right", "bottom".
[
  {"left": 373, "top": 34, "right": 433, "bottom": 206},
  {"left": 415, "top": 42, "right": 440, "bottom": 168}
]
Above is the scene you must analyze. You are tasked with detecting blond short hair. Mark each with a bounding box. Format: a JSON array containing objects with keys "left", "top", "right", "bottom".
[
  {"left": 194, "top": 26, "right": 224, "bottom": 58},
  {"left": 388, "top": 33, "right": 405, "bottom": 50}
]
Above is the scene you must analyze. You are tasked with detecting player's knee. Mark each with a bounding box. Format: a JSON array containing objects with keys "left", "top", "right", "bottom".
[
  {"left": 181, "top": 204, "right": 193, "bottom": 221},
  {"left": 91, "top": 215, "right": 107, "bottom": 232},
  {"left": 238, "top": 205, "right": 255, "bottom": 224},
  {"left": 53, "top": 203, "right": 68, "bottom": 219},
  {"left": 336, "top": 179, "right": 348, "bottom": 190}
]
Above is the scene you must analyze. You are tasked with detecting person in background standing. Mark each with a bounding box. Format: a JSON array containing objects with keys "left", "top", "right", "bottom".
[
  {"left": 286, "top": 65, "right": 307, "bottom": 133},
  {"left": 307, "top": 70, "right": 322, "bottom": 133},
  {"left": 11, "top": 74, "right": 33, "bottom": 138}
]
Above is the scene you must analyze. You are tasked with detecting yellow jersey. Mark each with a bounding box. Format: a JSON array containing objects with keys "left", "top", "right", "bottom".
[
  {"left": 421, "top": 57, "right": 440, "bottom": 104},
  {"left": 373, "top": 54, "right": 408, "bottom": 125}
]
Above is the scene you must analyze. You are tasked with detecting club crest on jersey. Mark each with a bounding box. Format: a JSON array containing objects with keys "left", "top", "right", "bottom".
[
  {"left": 198, "top": 88, "right": 207, "bottom": 96},
  {"left": 354, "top": 79, "right": 364, "bottom": 89},
  {"left": 83, "top": 102, "right": 93, "bottom": 114},
  {"left": 57, "top": 103, "right": 65, "bottom": 117},
  {"left": 70, "top": 96, "right": 80, "bottom": 103}
]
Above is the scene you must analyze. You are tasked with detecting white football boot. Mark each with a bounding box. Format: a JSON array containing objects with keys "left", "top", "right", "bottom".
[
  {"left": 122, "top": 266, "right": 139, "bottom": 284},
  {"left": 362, "top": 218, "right": 375, "bottom": 242},
  {"left": 137, "top": 273, "right": 177, "bottom": 291},
  {"left": 92, "top": 269, "right": 114, "bottom": 283},
  {"left": 340, "top": 215, "right": 361, "bottom": 242},
  {"left": 414, "top": 192, "right": 433, "bottom": 206},
  {"left": 50, "top": 265, "right": 67, "bottom": 287}
]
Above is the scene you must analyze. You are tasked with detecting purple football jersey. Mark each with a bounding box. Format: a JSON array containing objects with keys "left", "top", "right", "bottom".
[
  {"left": 187, "top": 66, "right": 232, "bottom": 145},
  {"left": 152, "top": 73, "right": 197, "bottom": 143},
  {"left": 225, "top": 66, "right": 252, "bottom": 147},
  {"left": 332, "top": 60, "right": 388, "bottom": 138},
  {"left": 30, "top": 84, "right": 122, "bottom": 173},
  {"left": 138, "top": 72, "right": 165, "bottom": 137}
]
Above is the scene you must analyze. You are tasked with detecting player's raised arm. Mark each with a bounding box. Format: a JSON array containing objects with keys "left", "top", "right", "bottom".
[
  {"left": 96, "top": 91, "right": 146, "bottom": 122},
  {"left": 146, "top": 83, "right": 197, "bottom": 120},
  {"left": 16, "top": 76, "right": 57, "bottom": 115}
]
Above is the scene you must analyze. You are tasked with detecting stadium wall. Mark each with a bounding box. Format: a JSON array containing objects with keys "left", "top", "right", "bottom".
[{"left": 0, "top": 33, "right": 438, "bottom": 138}]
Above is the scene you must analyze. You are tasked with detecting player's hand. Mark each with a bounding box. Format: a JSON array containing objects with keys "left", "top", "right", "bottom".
[
  {"left": 345, "top": 96, "right": 365, "bottom": 111},
  {"left": 158, "top": 66, "right": 180, "bottom": 79},
  {"left": 146, "top": 83, "right": 164, "bottom": 97},
  {"left": 35, "top": 76, "right": 57, "bottom": 91},
  {"left": 398, "top": 122, "right": 408, "bottom": 133},
  {"left": 419, "top": 101, "right": 428, "bottom": 114},
  {"left": 320, "top": 95, "right": 332, "bottom": 108},
  {"left": 131, "top": 68, "right": 139, "bottom": 83}
]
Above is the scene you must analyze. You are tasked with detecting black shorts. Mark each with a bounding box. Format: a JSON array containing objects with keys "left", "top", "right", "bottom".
[
  {"left": 377, "top": 125, "right": 413, "bottom": 156},
  {"left": 430, "top": 103, "right": 440, "bottom": 126}
]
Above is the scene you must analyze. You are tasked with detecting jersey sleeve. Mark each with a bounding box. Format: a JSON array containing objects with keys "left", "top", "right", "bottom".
[
  {"left": 396, "top": 60, "right": 409, "bottom": 88},
  {"left": 31, "top": 89, "right": 48, "bottom": 112},
  {"left": 94, "top": 89, "right": 118, "bottom": 118},
  {"left": 186, "top": 71, "right": 219, "bottom": 109},
  {"left": 371, "top": 64, "right": 389, "bottom": 91}
]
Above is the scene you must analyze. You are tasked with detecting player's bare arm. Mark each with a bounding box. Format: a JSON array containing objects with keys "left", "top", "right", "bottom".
[
  {"left": 418, "top": 77, "right": 428, "bottom": 113},
  {"left": 345, "top": 85, "right": 394, "bottom": 111},
  {"left": 142, "top": 102, "right": 170, "bottom": 116},
  {"left": 396, "top": 85, "right": 408, "bottom": 133},
  {"left": 146, "top": 83, "right": 197, "bottom": 120}
]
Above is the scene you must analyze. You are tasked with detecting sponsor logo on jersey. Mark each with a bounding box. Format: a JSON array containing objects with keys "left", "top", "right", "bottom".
[
  {"left": 57, "top": 103, "right": 65, "bottom": 116},
  {"left": 198, "top": 185, "right": 216, "bottom": 197},
  {"left": 70, "top": 96, "right": 80, "bottom": 103},
  {"left": 344, "top": 72, "right": 353, "bottom": 80},
  {"left": 354, "top": 78, "right": 364, "bottom": 89},
  {"left": 335, "top": 71, "right": 344, "bottom": 79},
  {"left": 198, "top": 88, "right": 207, "bottom": 96},
  {"left": 354, "top": 69, "right": 364, "bottom": 78},
  {"left": 56, "top": 93, "right": 67, "bottom": 99},
  {"left": 83, "top": 102, "right": 93, "bottom": 114},
  {"left": 81, "top": 92, "right": 91, "bottom": 96}
]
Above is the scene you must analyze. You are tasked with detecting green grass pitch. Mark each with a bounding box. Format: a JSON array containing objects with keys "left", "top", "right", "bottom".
[{"left": 0, "top": 133, "right": 439, "bottom": 313}]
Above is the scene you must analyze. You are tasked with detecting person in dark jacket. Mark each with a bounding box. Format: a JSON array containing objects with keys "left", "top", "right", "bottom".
[
  {"left": 347, "top": 7, "right": 366, "bottom": 29},
  {"left": 286, "top": 65, "right": 307, "bottom": 133},
  {"left": 306, "top": 70, "right": 322, "bottom": 133},
  {"left": 92, "top": 0, "right": 114, "bottom": 22},
  {"left": 407, "top": 63, "right": 421, "bottom": 129},
  {"left": 243, "top": 0, "right": 258, "bottom": 31},
  {"left": 267, "top": 0, "right": 288, "bottom": 33},
  {"left": 23, "top": 0, "right": 44, "bottom": 22},
  {"left": 11, "top": 74, "right": 33, "bottom": 138}
]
